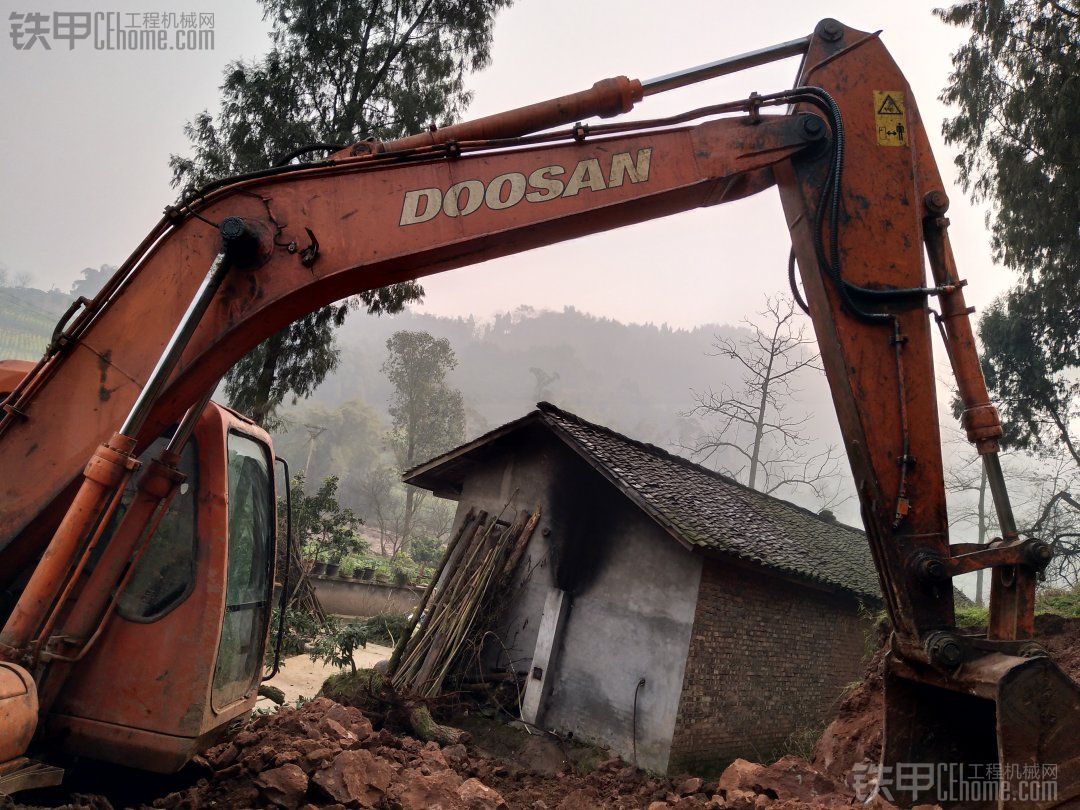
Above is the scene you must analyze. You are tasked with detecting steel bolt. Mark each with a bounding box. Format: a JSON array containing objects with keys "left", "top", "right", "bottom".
[
  {"left": 925, "top": 190, "right": 950, "bottom": 215},
  {"left": 925, "top": 631, "right": 964, "bottom": 668},
  {"left": 819, "top": 19, "right": 844, "bottom": 43},
  {"left": 1024, "top": 540, "right": 1053, "bottom": 568},
  {"left": 801, "top": 115, "right": 825, "bottom": 140}
]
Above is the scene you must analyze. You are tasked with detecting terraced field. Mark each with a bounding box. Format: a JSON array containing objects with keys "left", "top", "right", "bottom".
[{"left": 0, "top": 286, "right": 69, "bottom": 361}]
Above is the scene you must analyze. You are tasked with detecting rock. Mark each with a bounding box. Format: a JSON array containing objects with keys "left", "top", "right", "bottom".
[
  {"left": 210, "top": 743, "right": 240, "bottom": 769},
  {"left": 717, "top": 757, "right": 840, "bottom": 804},
  {"left": 597, "top": 756, "right": 623, "bottom": 772},
  {"left": 387, "top": 768, "right": 464, "bottom": 810},
  {"left": 457, "top": 777, "right": 508, "bottom": 810},
  {"left": 679, "top": 777, "right": 704, "bottom": 796},
  {"left": 256, "top": 763, "right": 309, "bottom": 809},
  {"left": 556, "top": 788, "right": 604, "bottom": 810},
  {"left": 320, "top": 716, "right": 358, "bottom": 744},
  {"left": 274, "top": 750, "right": 302, "bottom": 767},
  {"left": 305, "top": 747, "right": 336, "bottom": 767},
  {"left": 419, "top": 741, "right": 450, "bottom": 771},
  {"left": 647, "top": 802, "right": 672, "bottom": 810},
  {"left": 234, "top": 730, "right": 259, "bottom": 747},
  {"left": 443, "top": 743, "right": 469, "bottom": 767},
  {"left": 313, "top": 749, "right": 393, "bottom": 807}
]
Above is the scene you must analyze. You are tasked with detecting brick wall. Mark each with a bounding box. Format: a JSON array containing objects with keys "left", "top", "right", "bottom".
[{"left": 667, "top": 558, "right": 872, "bottom": 775}]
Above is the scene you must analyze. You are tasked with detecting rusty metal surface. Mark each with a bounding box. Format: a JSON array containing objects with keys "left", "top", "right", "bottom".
[
  {"left": 334, "top": 76, "right": 644, "bottom": 157},
  {"left": 775, "top": 22, "right": 953, "bottom": 643},
  {"left": 0, "top": 114, "right": 812, "bottom": 562},
  {"left": 0, "top": 18, "right": 1073, "bottom": 789},
  {"left": 885, "top": 653, "right": 1080, "bottom": 808},
  {"left": 44, "top": 405, "right": 272, "bottom": 771},
  {"left": 0, "top": 662, "right": 37, "bottom": 764}
]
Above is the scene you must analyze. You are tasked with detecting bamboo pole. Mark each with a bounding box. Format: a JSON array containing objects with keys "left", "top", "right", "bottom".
[{"left": 387, "top": 509, "right": 477, "bottom": 675}]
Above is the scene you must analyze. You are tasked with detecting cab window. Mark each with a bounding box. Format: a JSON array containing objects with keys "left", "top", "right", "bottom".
[
  {"left": 115, "top": 437, "right": 198, "bottom": 622},
  {"left": 212, "top": 431, "right": 274, "bottom": 708}
]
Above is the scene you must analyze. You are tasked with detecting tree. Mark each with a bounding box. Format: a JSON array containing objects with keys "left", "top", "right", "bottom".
[
  {"left": 170, "top": 0, "right": 512, "bottom": 427},
  {"left": 383, "top": 330, "right": 466, "bottom": 550},
  {"left": 291, "top": 472, "right": 367, "bottom": 565},
  {"left": 681, "top": 294, "right": 843, "bottom": 506},
  {"left": 979, "top": 294, "right": 1079, "bottom": 467},
  {"left": 70, "top": 264, "right": 115, "bottom": 300},
  {"left": 529, "top": 367, "right": 559, "bottom": 401},
  {"left": 408, "top": 533, "right": 444, "bottom": 578},
  {"left": 937, "top": 0, "right": 1079, "bottom": 468}
]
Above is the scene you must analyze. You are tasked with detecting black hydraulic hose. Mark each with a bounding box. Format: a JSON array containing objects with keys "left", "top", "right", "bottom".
[
  {"left": 632, "top": 677, "right": 646, "bottom": 766},
  {"left": 788, "top": 247, "right": 810, "bottom": 315},
  {"left": 264, "top": 455, "right": 293, "bottom": 682},
  {"left": 272, "top": 142, "right": 347, "bottom": 167}
]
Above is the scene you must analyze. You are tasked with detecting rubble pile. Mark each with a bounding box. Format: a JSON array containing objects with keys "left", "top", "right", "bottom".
[
  {"left": 143, "top": 696, "right": 868, "bottom": 810},
  {"left": 140, "top": 616, "right": 1079, "bottom": 809},
  {"left": 150, "top": 697, "right": 501, "bottom": 810}
]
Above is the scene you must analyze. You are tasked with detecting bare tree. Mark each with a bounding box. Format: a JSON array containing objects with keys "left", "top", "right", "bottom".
[
  {"left": 945, "top": 450, "right": 998, "bottom": 606},
  {"left": 681, "top": 294, "right": 843, "bottom": 507},
  {"left": 1023, "top": 451, "right": 1080, "bottom": 587}
]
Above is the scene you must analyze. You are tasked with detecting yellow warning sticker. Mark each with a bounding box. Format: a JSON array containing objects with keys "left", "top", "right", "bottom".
[{"left": 874, "top": 90, "right": 907, "bottom": 147}]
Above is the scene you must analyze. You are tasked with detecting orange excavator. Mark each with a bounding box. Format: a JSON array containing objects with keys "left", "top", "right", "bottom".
[{"left": 0, "top": 19, "right": 1077, "bottom": 808}]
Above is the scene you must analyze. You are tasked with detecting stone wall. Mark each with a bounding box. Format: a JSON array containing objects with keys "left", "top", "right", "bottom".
[{"left": 667, "top": 559, "right": 872, "bottom": 774}]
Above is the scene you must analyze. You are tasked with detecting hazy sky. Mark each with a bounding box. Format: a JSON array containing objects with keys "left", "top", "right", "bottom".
[{"left": 0, "top": 0, "right": 1011, "bottom": 331}]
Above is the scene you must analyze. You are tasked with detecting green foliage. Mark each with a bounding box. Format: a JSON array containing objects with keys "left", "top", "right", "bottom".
[
  {"left": 310, "top": 616, "right": 370, "bottom": 674},
  {"left": 954, "top": 585, "right": 1080, "bottom": 628},
  {"left": 955, "top": 605, "right": 990, "bottom": 627},
  {"left": 171, "top": 0, "right": 512, "bottom": 426},
  {"left": 289, "top": 471, "right": 367, "bottom": 564},
  {"left": 938, "top": 1, "right": 1080, "bottom": 464},
  {"left": 1036, "top": 584, "right": 1080, "bottom": 617},
  {"left": 266, "top": 603, "right": 321, "bottom": 661},
  {"left": 383, "top": 330, "right": 466, "bottom": 550},
  {"left": 361, "top": 612, "right": 411, "bottom": 647},
  {"left": 384, "top": 331, "right": 467, "bottom": 468},
  {"left": 408, "top": 534, "right": 444, "bottom": 575}
]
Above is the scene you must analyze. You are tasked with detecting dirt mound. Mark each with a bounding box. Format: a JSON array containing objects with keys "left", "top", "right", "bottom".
[
  {"left": 1033, "top": 614, "right": 1080, "bottom": 678},
  {"left": 812, "top": 614, "right": 1080, "bottom": 787},
  {"left": 811, "top": 649, "right": 885, "bottom": 783},
  {"left": 134, "top": 694, "right": 872, "bottom": 809},
  {"left": 147, "top": 697, "right": 499, "bottom": 810}
]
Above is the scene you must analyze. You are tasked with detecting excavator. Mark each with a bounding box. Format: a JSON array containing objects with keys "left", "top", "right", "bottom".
[{"left": 0, "top": 18, "right": 1076, "bottom": 808}]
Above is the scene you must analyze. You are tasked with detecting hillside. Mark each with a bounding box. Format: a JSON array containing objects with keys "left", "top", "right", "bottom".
[{"left": 0, "top": 285, "right": 70, "bottom": 361}]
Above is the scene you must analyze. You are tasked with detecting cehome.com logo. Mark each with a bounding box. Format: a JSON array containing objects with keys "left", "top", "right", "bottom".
[{"left": 399, "top": 148, "right": 653, "bottom": 226}]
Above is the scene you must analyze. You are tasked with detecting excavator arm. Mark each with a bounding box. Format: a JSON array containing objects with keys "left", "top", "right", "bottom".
[{"left": 1, "top": 18, "right": 1077, "bottom": 808}]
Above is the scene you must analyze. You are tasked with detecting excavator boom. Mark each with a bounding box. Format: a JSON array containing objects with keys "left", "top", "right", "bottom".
[{"left": 0, "top": 19, "right": 1077, "bottom": 808}]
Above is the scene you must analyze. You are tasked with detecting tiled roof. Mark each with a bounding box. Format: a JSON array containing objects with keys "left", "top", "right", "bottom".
[{"left": 405, "top": 402, "right": 881, "bottom": 601}]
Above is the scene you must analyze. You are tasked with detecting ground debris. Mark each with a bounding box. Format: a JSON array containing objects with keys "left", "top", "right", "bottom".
[{"left": 137, "top": 616, "right": 1080, "bottom": 810}]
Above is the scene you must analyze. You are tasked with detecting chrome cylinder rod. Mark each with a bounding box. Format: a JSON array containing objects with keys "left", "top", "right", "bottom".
[
  {"left": 641, "top": 36, "right": 811, "bottom": 97},
  {"left": 983, "top": 452, "right": 1018, "bottom": 537},
  {"left": 119, "top": 251, "right": 231, "bottom": 438}
]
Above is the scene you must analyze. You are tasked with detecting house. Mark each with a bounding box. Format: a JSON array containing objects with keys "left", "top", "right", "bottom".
[{"left": 404, "top": 402, "right": 882, "bottom": 775}]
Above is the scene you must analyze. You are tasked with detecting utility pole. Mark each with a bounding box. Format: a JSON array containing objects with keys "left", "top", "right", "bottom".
[{"left": 303, "top": 424, "right": 327, "bottom": 478}]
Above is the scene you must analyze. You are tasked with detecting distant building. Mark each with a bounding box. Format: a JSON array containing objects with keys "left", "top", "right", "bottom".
[{"left": 405, "top": 403, "right": 881, "bottom": 774}]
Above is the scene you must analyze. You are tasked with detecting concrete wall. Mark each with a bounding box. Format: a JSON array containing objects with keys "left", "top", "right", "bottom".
[
  {"left": 312, "top": 575, "right": 423, "bottom": 617},
  {"left": 541, "top": 507, "right": 701, "bottom": 774},
  {"left": 443, "top": 428, "right": 702, "bottom": 773}
]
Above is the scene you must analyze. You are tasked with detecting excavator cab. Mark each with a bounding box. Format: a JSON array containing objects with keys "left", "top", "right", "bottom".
[{"left": 0, "top": 391, "right": 279, "bottom": 774}]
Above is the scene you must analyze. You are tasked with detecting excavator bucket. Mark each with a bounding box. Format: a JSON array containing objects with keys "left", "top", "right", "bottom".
[{"left": 881, "top": 652, "right": 1080, "bottom": 808}]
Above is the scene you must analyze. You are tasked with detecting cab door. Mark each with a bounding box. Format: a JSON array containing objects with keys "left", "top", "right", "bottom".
[{"left": 48, "top": 404, "right": 278, "bottom": 772}]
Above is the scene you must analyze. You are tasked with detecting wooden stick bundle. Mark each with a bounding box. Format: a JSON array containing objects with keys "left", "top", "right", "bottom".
[{"left": 390, "top": 503, "right": 541, "bottom": 698}]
